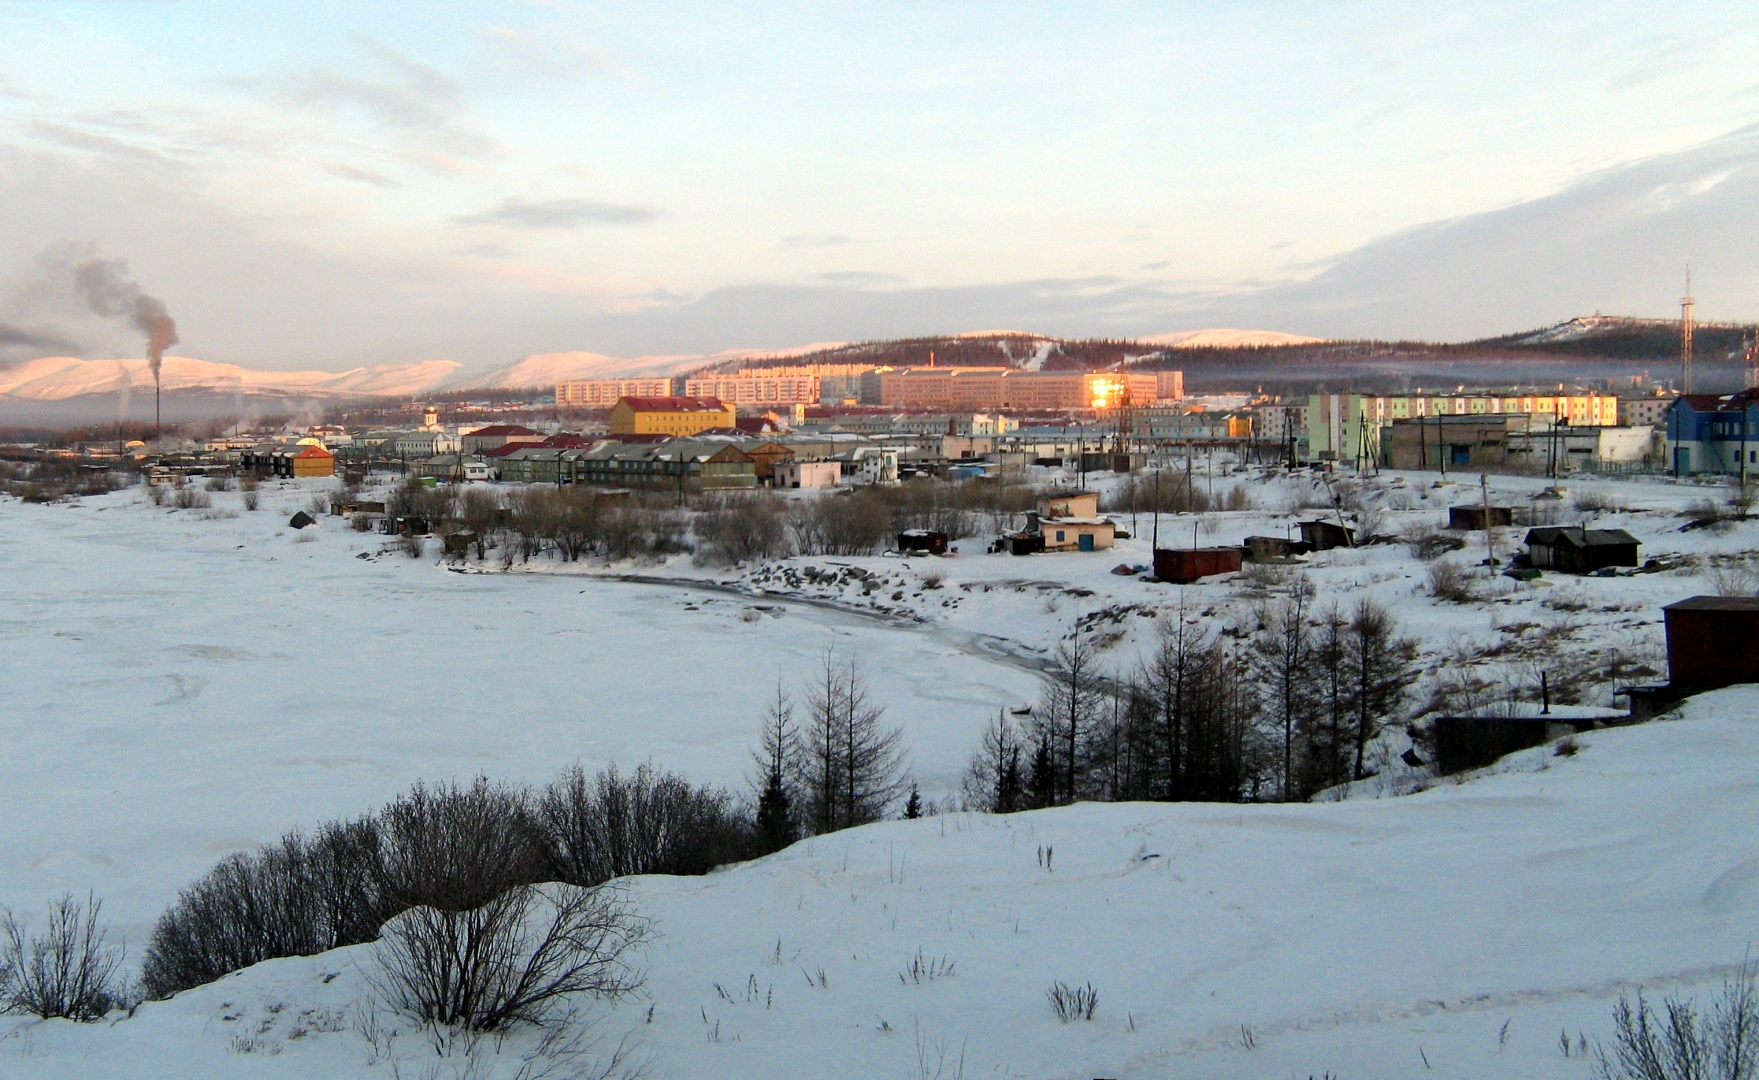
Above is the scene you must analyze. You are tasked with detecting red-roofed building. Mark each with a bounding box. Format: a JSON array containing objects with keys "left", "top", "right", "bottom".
[
  {"left": 461, "top": 424, "right": 546, "bottom": 455},
  {"left": 608, "top": 396, "right": 735, "bottom": 437}
]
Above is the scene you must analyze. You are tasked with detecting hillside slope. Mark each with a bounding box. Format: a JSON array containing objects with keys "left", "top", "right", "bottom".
[{"left": 7, "top": 688, "right": 1758, "bottom": 1079}]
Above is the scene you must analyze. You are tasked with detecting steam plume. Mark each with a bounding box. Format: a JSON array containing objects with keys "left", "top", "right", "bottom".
[{"left": 72, "top": 256, "right": 178, "bottom": 433}]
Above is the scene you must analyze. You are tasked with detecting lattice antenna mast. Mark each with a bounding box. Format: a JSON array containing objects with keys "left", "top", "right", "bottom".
[{"left": 1681, "top": 267, "right": 1696, "bottom": 394}]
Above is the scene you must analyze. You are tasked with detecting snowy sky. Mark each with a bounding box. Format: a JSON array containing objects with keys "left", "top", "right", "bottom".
[{"left": 2, "top": 1, "right": 1759, "bottom": 369}]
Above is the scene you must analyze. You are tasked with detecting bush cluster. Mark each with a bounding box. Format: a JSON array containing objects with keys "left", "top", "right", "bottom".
[
  {"left": 141, "top": 767, "right": 755, "bottom": 1001},
  {"left": 0, "top": 459, "right": 128, "bottom": 503}
]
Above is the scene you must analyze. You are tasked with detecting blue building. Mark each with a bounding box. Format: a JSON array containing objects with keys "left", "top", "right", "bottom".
[{"left": 1668, "top": 391, "right": 1759, "bottom": 476}]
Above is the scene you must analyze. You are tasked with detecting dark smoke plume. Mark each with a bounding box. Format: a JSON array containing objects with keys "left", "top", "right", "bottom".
[
  {"left": 72, "top": 257, "right": 178, "bottom": 376},
  {"left": 71, "top": 256, "right": 177, "bottom": 432}
]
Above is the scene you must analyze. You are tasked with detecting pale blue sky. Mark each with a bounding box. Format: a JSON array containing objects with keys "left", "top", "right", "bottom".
[{"left": 2, "top": 1, "right": 1758, "bottom": 368}]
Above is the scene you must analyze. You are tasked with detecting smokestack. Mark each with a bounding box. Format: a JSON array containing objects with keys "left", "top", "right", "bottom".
[{"left": 71, "top": 257, "right": 179, "bottom": 437}]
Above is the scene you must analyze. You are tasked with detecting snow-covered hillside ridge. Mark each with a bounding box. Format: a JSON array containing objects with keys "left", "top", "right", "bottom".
[
  {"left": 0, "top": 356, "right": 464, "bottom": 401},
  {"left": 8, "top": 689, "right": 1759, "bottom": 1079}
]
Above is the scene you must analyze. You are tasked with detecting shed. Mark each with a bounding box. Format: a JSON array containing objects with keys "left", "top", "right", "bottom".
[
  {"left": 1524, "top": 527, "right": 1639, "bottom": 574},
  {"left": 1007, "top": 532, "right": 1045, "bottom": 556},
  {"left": 1448, "top": 506, "right": 1513, "bottom": 531},
  {"left": 1663, "top": 596, "right": 1759, "bottom": 690},
  {"left": 1153, "top": 547, "right": 1244, "bottom": 584},
  {"left": 1298, "top": 520, "right": 1355, "bottom": 551},
  {"left": 898, "top": 529, "right": 949, "bottom": 555},
  {"left": 1432, "top": 714, "right": 1607, "bottom": 774},
  {"left": 1242, "top": 535, "right": 1312, "bottom": 563}
]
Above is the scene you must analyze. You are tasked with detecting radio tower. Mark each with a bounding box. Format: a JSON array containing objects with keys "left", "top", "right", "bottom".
[
  {"left": 1745, "top": 334, "right": 1758, "bottom": 391},
  {"left": 1680, "top": 267, "right": 1696, "bottom": 394}
]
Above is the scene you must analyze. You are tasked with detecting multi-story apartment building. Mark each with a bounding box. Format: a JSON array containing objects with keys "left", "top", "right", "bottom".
[
  {"left": 1309, "top": 393, "right": 1620, "bottom": 463},
  {"left": 682, "top": 374, "right": 821, "bottom": 406},
  {"left": 878, "top": 368, "right": 1163, "bottom": 411},
  {"left": 556, "top": 379, "right": 677, "bottom": 407}
]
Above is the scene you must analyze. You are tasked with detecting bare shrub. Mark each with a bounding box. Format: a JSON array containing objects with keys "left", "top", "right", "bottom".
[
  {"left": 1047, "top": 981, "right": 1098, "bottom": 1022},
  {"left": 400, "top": 532, "right": 425, "bottom": 559},
  {"left": 146, "top": 481, "right": 168, "bottom": 506},
  {"left": 1102, "top": 471, "right": 1209, "bottom": 514},
  {"left": 1219, "top": 484, "right": 1255, "bottom": 511},
  {"left": 1404, "top": 524, "right": 1464, "bottom": 561},
  {"left": 1686, "top": 498, "right": 1731, "bottom": 532},
  {"left": 1427, "top": 560, "right": 1476, "bottom": 603},
  {"left": 1572, "top": 490, "right": 1622, "bottom": 513},
  {"left": 1710, "top": 562, "right": 1759, "bottom": 598},
  {"left": 309, "top": 493, "right": 332, "bottom": 516},
  {"left": 1, "top": 893, "right": 128, "bottom": 1020},
  {"left": 372, "top": 882, "right": 648, "bottom": 1032},
  {"left": 351, "top": 512, "right": 373, "bottom": 532},
  {"left": 140, "top": 819, "right": 386, "bottom": 999},
  {"left": 1238, "top": 561, "right": 1292, "bottom": 591},
  {"left": 174, "top": 486, "right": 212, "bottom": 510},
  {"left": 241, "top": 487, "right": 260, "bottom": 512},
  {"left": 695, "top": 492, "right": 791, "bottom": 566},
  {"left": 791, "top": 491, "right": 893, "bottom": 556},
  {"left": 376, "top": 778, "right": 543, "bottom": 914},
  {"left": 204, "top": 474, "right": 233, "bottom": 492},
  {"left": 532, "top": 763, "right": 749, "bottom": 886},
  {"left": 1596, "top": 958, "right": 1759, "bottom": 1080}
]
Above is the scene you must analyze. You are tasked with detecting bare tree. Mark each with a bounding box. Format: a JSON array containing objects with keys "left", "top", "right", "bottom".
[
  {"left": 1251, "top": 583, "right": 1316, "bottom": 801},
  {"left": 457, "top": 487, "right": 500, "bottom": 559},
  {"left": 1347, "top": 599, "right": 1416, "bottom": 782},
  {"left": 962, "top": 712, "right": 1025, "bottom": 814},
  {"left": 751, "top": 682, "right": 800, "bottom": 852},
  {"left": 795, "top": 654, "right": 908, "bottom": 832},
  {"left": 1035, "top": 632, "right": 1105, "bottom": 805}
]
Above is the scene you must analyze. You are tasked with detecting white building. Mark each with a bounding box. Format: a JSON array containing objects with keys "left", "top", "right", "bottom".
[
  {"left": 393, "top": 430, "right": 462, "bottom": 458},
  {"left": 772, "top": 460, "right": 841, "bottom": 489},
  {"left": 852, "top": 447, "right": 900, "bottom": 485}
]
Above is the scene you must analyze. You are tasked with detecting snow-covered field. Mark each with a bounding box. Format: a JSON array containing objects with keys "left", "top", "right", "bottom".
[
  {"left": 5, "top": 466, "right": 1759, "bottom": 1078},
  {"left": 0, "top": 482, "right": 1039, "bottom": 941},
  {"left": 9, "top": 687, "right": 1759, "bottom": 1079}
]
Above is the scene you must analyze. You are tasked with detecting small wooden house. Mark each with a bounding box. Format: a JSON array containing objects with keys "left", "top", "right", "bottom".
[
  {"left": 1524, "top": 527, "right": 1639, "bottom": 573},
  {"left": 1448, "top": 506, "right": 1513, "bottom": 530},
  {"left": 1432, "top": 714, "right": 1606, "bottom": 774},
  {"left": 1663, "top": 596, "right": 1759, "bottom": 690},
  {"left": 1242, "top": 535, "right": 1312, "bottom": 563},
  {"left": 1152, "top": 547, "right": 1244, "bottom": 584},
  {"left": 898, "top": 529, "right": 949, "bottom": 555},
  {"left": 1298, "top": 520, "right": 1355, "bottom": 551}
]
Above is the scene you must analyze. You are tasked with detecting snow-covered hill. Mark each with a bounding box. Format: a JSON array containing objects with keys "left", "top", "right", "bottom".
[
  {"left": 0, "top": 355, "right": 462, "bottom": 401},
  {"left": 455, "top": 341, "right": 848, "bottom": 390},
  {"left": 7, "top": 686, "right": 1758, "bottom": 1078}
]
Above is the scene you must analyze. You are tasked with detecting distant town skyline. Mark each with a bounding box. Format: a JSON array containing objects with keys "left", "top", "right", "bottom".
[{"left": 2, "top": 1, "right": 1758, "bottom": 369}]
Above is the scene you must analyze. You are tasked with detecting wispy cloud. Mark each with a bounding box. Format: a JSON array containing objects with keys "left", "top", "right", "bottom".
[
  {"left": 454, "top": 197, "right": 658, "bottom": 229},
  {"left": 244, "top": 38, "right": 498, "bottom": 161},
  {"left": 483, "top": 26, "right": 630, "bottom": 81},
  {"left": 817, "top": 270, "right": 903, "bottom": 285},
  {"left": 324, "top": 162, "right": 402, "bottom": 187},
  {"left": 780, "top": 233, "right": 858, "bottom": 249}
]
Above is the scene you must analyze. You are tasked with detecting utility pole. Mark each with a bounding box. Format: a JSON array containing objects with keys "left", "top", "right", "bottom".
[
  {"left": 1480, "top": 473, "right": 1496, "bottom": 571},
  {"left": 1681, "top": 267, "right": 1696, "bottom": 395}
]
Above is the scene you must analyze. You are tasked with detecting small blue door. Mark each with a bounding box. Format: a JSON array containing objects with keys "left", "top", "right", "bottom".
[{"left": 1078, "top": 533, "right": 1095, "bottom": 552}]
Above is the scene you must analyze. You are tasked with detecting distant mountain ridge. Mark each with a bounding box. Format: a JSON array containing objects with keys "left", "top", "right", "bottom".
[{"left": 7, "top": 318, "right": 1745, "bottom": 426}]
